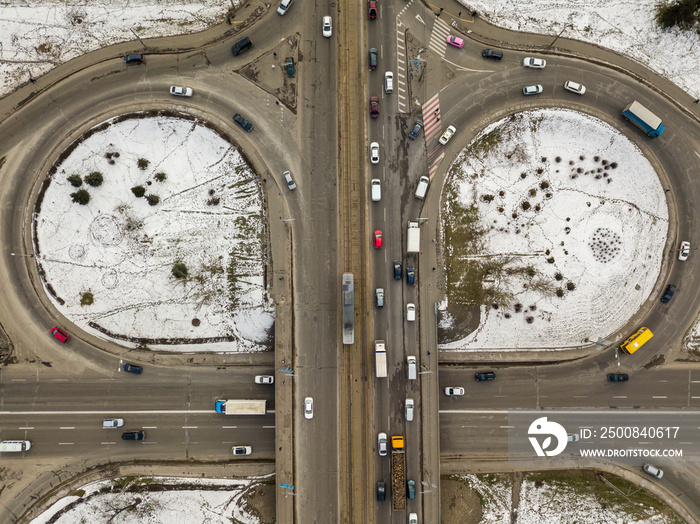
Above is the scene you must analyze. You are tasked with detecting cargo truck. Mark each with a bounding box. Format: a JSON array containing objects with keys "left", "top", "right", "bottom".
[
  {"left": 391, "top": 436, "right": 406, "bottom": 510},
  {"left": 375, "top": 340, "right": 387, "bottom": 378},
  {"left": 407, "top": 222, "right": 420, "bottom": 253},
  {"left": 622, "top": 101, "right": 664, "bottom": 137},
  {"left": 215, "top": 399, "right": 266, "bottom": 415}
]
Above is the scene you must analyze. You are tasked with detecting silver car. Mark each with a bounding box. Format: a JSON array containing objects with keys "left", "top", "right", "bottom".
[
  {"left": 169, "top": 86, "right": 193, "bottom": 97},
  {"left": 102, "top": 418, "right": 124, "bottom": 428},
  {"left": 523, "top": 84, "right": 543, "bottom": 96},
  {"left": 377, "top": 432, "right": 387, "bottom": 456},
  {"left": 523, "top": 57, "right": 546, "bottom": 68},
  {"left": 283, "top": 170, "right": 297, "bottom": 190}
]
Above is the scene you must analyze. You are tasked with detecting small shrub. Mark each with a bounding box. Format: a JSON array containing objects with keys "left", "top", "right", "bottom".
[
  {"left": 520, "top": 172, "right": 527, "bottom": 179},
  {"left": 521, "top": 201, "right": 531, "bottom": 211},
  {"left": 534, "top": 204, "right": 541, "bottom": 211},
  {"left": 209, "top": 188, "right": 216, "bottom": 196},
  {"left": 172, "top": 262, "right": 188, "bottom": 280},
  {"left": 67, "top": 174, "right": 82, "bottom": 187},
  {"left": 85, "top": 172, "right": 103, "bottom": 187},
  {"left": 154, "top": 172, "right": 167, "bottom": 182},
  {"left": 137, "top": 158, "right": 150, "bottom": 170},
  {"left": 481, "top": 194, "right": 495, "bottom": 203},
  {"left": 566, "top": 282, "right": 576, "bottom": 291},
  {"left": 546, "top": 257, "right": 555, "bottom": 264},
  {"left": 146, "top": 194, "right": 160, "bottom": 206},
  {"left": 207, "top": 197, "right": 220, "bottom": 206},
  {"left": 512, "top": 212, "right": 518, "bottom": 219},
  {"left": 555, "top": 157, "right": 561, "bottom": 163},
  {"left": 529, "top": 188, "right": 537, "bottom": 196},
  {"left": 131, "top": 186, "right": 146, "bottom": 197},
  {"left": 70, "top": 189, "right": 90, "bottom": 205},
  {"left": 525, "top": 316, "right": 534, "bottom": 324},
  {"left": 499, "top": 191, "right": 505, "bottom": 197},
  {"left": 504, "top": 313, "right": 511, "bottom": 319},
  {"left": 556, "top": 288, "right": 564, "bottom": 298},
  {"left": 555, "top": 272, "right": 563, "bottom": 281},
  {"left": 514, "top": 303, "right": 522, "bottom": 313},
  {"left": 80, "top": 292, "right": 94, "bottom": 306}
]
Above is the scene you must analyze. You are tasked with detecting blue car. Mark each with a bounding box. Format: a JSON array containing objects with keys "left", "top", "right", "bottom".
[
  {"left": 406, "top": 267, "right": 415, "bottom": 285},
  {"left": 123, "top": 363, "right": 143, "bottom": 374},
  {"left": 393, "top": 260, "right": 402, "bottom": 280}
]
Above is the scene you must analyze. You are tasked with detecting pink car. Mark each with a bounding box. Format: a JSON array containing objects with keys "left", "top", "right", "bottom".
[{"left": 446, "top": 35, "right": 464, "bottom": 48}]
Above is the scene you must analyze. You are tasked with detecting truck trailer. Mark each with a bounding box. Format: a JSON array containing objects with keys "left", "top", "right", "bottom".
[
  {"left": 622, "top": 101, "right": 664, "bottom": 137},
  {"left": 215, "top": 399, "right": 266, "bottom": 415},
  {"left": 375, "top": 340, "right": 387, "bottom": 378},
  {"left": 407, "top": 222, "right": 420, "bottom": 253},
  {"left": 391, "top": 436, "right": 406, "bottom": 510}
]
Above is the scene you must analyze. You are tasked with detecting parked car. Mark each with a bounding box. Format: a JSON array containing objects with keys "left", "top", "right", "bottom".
[
  {"left": 122, "top": 431, "right": 145, "bottom": 441},
  {"left": 124, "top": 53, "right": 144, "bottom": 63},
  {"left": 376, "top": 481, "right": 386, "bottom": 501},
  {"left": 482, "top": 48, "right": 503, "bottom": 60},
  {"left": 368, "top": 0, "right": 377, "bottom": 19},
  {"left": 523, "top": 84, "right": 543, "bottom": 96},
  {"left": 409, "top": 120, "right": 423, "bottom": 140},
  {"left": 233, "top": 113, "right": 253, "bottom": 132},
  {"left": 370, "top": 96, "right": 380, "bottom": 118},
  {"left": 393, "top": 260, "right": 402, "bottom": 280},
  {"left": 283, "top": 170, "right": 297, "bottom": 190},
  {"left": 369, "top": 48, "right": 378, "bottom": 70},
  {"left": 643, "top": 463, "right": 663, "bottom": 479},
  {"left": 169, "top": 86, "right": 193, "bottom": 97},
  {"left": 232, "top": 445, "right": 252, "bottom": 455},
  {"left": 563, "top": 80, "right": 586, "bottom": 95},
  {"left": 322, "top": 16, "right": 332, "bottom": 37},
  {"left": 475, "top": 371, "right": 496, "bottom": 381},
  {"left": 523, "top": 57, "right": 546, "bottom": 68},
  {"left": 406, "top": 267, "right": 415, "bottom": 285},
  {"left": 50, "top": 326, "right": 70, "bottom": 343},
  {"left": 679, "top": 241, "right": 690, "bottom": 261},
  {"left": 255, "top": 375, "right": 274, "bottom": 384},
  {"left": 445, "top": 387, "right": 465, "bottom": 396},
  {"left": 439, "top": 125, "right": 456, "bottom": 145},
  {"left": 407, "top": 480, "right": 416, "bottom": 499},
  {"left": 370, "top": 142, "right": 380, "bottom": 164},
  {"left": 277, "top": 0, "right": 293, "bottom": 15},
  {"left": 446, "top": 35, "right": 464, "bottom": 48},
  {"left": 377, "top": 432, "right": 387, "bottom": 456},
  {"left": 661, "top": 284, "right": 676, "bottom": 303},
  {"left": 406, "top": 303, "right": 416, "bottom": 322},
  {"left": 374, "top": 230, "right": 383, "bottom": 249},
  {"left": 102, "top": 418, "right": 124, "bottom": 428},
  {"left": 304, "top": 397, "right": 314, "bottom": 419},
  {"left": 607, "top": 373, "right": 629, "bottom": 382},
  {"left": 123, "top": 363, "right": 143, "bottom": 374}
]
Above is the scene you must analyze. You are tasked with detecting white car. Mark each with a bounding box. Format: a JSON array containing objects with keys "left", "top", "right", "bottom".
[
  {"left": 444, "top": 387, "right": 465, "bottom": 396},
  {"left": 523, "top": 84, "right": 543, "bottom": 96},
  {"left": 564, "top": 80, "right": 586, "bottom": 95},
  {"left": 304, "top": 397, "right": 314, "bottom": 419},
  {"left": 567, "top": 433, "right": 580, "bottom": 442},
  {"left": 283, "top": 170, "right": 296, "bottom": 190},
  {"left": 377, "top": 432, "right": 387, "bottom": 456},
  {"left": 523, "top": 57, "right": 546, "bottom": 68},
  {"left": 406, "top": 303, "right": 416, "bottom": 322},
  {"left": 169, "top": 86, "right": 193, "bottom": 97},
  {"left": 232, "top": 445, "right": 252, "bottom": 455},
  {"left": 679, "top": 241, "right": 690, "bottom": 261},
  {"left": 322, "top": 16, "right": 332, "bottom": 37},
  {"left": 643, "top": 463, "right": 663, "bottom": 479},
  {"left": 438, "top": 125, "right": 456, "bottom": 145},
  {"left": 409, "top": 513, "right": 418, "bottom": 524},
  {"left": 370, "top": 142, "right": 380, "bottom": 164},
  {"left": 277, "top": 0, "right": 293, "bottom": 15},
  {"left": 254, "top": 375, "right": 274, "bottom": 384},
  {"left": 405, "top": 398, "right": 414, "bottom": 421},
  {"left": 102, "top": 418, "right": 124, "bottom": 428}
]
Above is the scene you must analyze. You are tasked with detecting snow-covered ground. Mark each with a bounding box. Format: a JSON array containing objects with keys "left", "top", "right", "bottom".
[
  {"left": 461, "top": 0, "right": 700, "bottom": 100},
  {"left": 30, "top": 476, "right": 269, "bottom": 524},
  {"left": 439, "top": 109, "right": 667, "bottom": 350},
  {"left": 36, "top": 115, "right": 274, "bottom": 351},
  {"left": 0, "top": 1, "right": 233, "bottom": 96}
]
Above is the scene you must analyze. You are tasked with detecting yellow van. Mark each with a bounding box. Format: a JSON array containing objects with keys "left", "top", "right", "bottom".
[{"left": 620, "top": 327, "right": 653, "bottom": 354}]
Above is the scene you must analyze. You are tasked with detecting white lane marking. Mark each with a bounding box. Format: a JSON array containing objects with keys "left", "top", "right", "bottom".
[
  {"left": 222, "top": 426, "right": 238, "bottom": 429},
  {"left": 59, "top": 427, "right": 75, "bottom": 430},
  {"left": 440, "top": 409, "right": 700, "bottom": 414},
  {"left": 52, "top": 379, "right": 68, "bottom": 382},
  {"left": 0, "top": 410, "right": 215, "bottom": 415},
  {"left": 652, "top": 396, "right": 667, "bottom": 399},
  {"left": 58, "top": 442, "right": 74, "bottom": 445},
  {"left": 101, "top": 442, "right": 116, "bottom": 445},
  {"left": 573, "top": 396, "right": 588, "bottom": 398},
  {"left": 500, "top": 425, "right": 514, "bottom": 429},
  {"left": 142, "top": 426, "right": 158, "bottom": 429},
  {"left": 182, "top": 426, "right": 198, "bottom": 429},
  {"left": 613, "top": 396, "right": 627, "bottom": 398},
  {"left": 11, "top": 379, "right": 26, "bottom": 382},
  {"left": 262, "top": 426, "right": 276, "bottom": 429},
  {"left": 18, "top": 427, "right": 34, "bottom": 430}
]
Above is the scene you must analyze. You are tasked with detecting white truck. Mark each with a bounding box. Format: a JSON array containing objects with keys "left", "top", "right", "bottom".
[
  {"left": 215, "top": 399, "right": 266, "bottom": 415},
  {"left": 375, "top": 340, "right": 387, "bottom": 378},
  {"left": 407, "top": 221, "right": 420, "bottom": 253}
]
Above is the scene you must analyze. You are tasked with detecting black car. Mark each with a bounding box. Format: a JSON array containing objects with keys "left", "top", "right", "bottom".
[
  {"left": 369, "top": 48, "right": 378, "bottom": 71},
  {"left": 122, "top": 431, "right": 145, "bottom": 441},
  {"left": 233, "top": 113, "right": 254, "bottom": 132},
  {"left": 409, "top": 120, "right": 423, "bottom": 140},
  {"left": 124, "top": 53, "right": 144, "bottom": 64},
  {"left": 123, "top": 363, "right": 143, "bottom": 374},
  {"left": 406, "top": 267, "right": 415, "bottom": 285},
  {"left": 231, "top": 36, "right": 253, "bottom": 56},
  {"left": 482, "top": 49, "right": 503, "bottom": 60},
  {"left": 475, "top": 371, "right": 496, "bottom": 381},
  {"left": 660, "top": 284, "right": 676, "bottom": 303},
  {"left": 376, "top": 481, "right": 385, "bottom": 501},
  {"left": 393, "top": 260, "right": 402, "bottom": 280},
  {"left": 607, "top": 373, "right": 629, "bottom": 382}
]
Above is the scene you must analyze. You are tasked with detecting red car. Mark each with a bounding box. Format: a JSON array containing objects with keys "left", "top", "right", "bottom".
[
  {"left": 370, "top": 97, "right": 379, "bottom": 118},
  {"left": 368, "top": 0, "right": 377, "bottom": 19},
  {"left": 50, "top": 326, "right": 70, "bottom": 343},
  {"left": 374, "top": 230, "right": 383, "bottom": 249}
]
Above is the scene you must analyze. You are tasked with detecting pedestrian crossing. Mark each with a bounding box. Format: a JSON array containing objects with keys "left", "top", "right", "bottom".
[
  {"left": 428, "top": 18, "right": 451, "bottom": 58},
  {"left": 395, "top": 19, "right": 409, "bottom": 113},
  {"left": 421, "top": 93, "right": 443, "bottom": 142}
]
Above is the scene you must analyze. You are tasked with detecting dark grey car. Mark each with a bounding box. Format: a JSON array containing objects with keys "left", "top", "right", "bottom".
[
  {"left": 122, "top": 431, "right": 145, "bottom": 441},
  {"left": 660, "top": 284, "right": 676, "bottom": 303}
]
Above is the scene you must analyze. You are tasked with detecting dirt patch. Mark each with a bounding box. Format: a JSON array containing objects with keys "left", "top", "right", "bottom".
[
  {"left": 440, "top": 478, "right": 482, "bottom": 524},
  {"left": 242, "top": 481, "right": 276, "bottom": 524}
]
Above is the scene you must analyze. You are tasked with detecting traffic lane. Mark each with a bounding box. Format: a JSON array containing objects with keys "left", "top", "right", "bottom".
[
  {"left": 439, "top": 412, "right": 510, "bottom": 455},
  {"left": 438, "top": 367, "right": 538, "bottom": 410}
]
